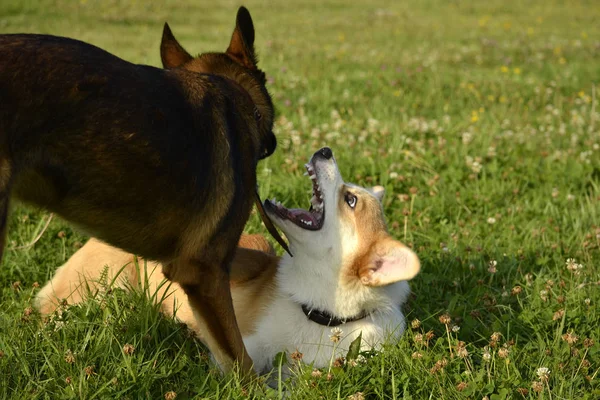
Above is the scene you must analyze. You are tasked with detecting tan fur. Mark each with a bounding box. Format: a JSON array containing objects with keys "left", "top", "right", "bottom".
[
  {"left": 237, "top": 234, "right": 275, "bottom": 256},
  {"left": 36, "top": 234, "right": 279, "bottom": 339},
  {"left": 340, "top": 186, "right": 418, "bottom": 287},
  {"left": 36, "top": 238, "right": 140, "bottom": 316},
  {"left": 339, "top": 186, "right": 388, "bottom": 284}
]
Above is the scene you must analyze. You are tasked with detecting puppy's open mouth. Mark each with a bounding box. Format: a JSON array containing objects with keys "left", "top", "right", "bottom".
[{"left": 264, "top": 162, "right": 325, "bottom": 230}]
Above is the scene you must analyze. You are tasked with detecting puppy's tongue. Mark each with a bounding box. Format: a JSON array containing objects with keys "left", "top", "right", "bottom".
[{"left": 288, "top": 208, "right": 318, "bottom": 224}]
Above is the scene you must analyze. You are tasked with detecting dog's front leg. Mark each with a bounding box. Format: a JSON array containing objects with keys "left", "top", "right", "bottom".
[{"left": 167, "top": 257, "right": 255, "bottom": 379}]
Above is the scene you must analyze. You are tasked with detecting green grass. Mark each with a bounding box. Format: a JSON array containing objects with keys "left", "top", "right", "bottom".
[{"left": 1, "top": 0, "right": 600, "bottom": 398}]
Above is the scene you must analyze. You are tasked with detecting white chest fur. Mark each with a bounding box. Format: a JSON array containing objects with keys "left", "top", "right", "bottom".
[{"left": 244, "top": 284, "right": 409, "bottom": 374}]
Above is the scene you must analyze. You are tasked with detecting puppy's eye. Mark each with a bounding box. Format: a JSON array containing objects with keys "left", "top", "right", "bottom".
[
  {"left": 345, "top": 192, "right": 357, "bottom": 209},
  {"left": 254, "top": 108, "right": 262, "bottom": 122}
]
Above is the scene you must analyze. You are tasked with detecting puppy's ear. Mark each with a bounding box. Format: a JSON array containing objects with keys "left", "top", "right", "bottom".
[
  {"left": 359, "top": 239, "right": 420, "bottom": 287},
  {"left": 370, "top": 186, "right": 385, "bottom": 202},
  {"left": 226, "top": 6, "right": 257, "bottom": 69},
  {"left": 161, "top": 23, "right": 193, "bottom": 69}
]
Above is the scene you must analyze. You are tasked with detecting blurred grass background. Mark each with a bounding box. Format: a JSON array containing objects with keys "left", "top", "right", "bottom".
[{"left": 1, "top": 0, "right": 599, "bottom": 398}]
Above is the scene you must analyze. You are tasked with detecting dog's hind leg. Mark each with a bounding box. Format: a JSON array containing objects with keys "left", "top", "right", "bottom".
[
  {"left": 167, "top": 256, "right": 255, "bottom": 377},
  {"left": 0, "top": 195, "right": 8, "bottom": 263},
  {"left": 0, "top": 159, "right": 12, "bottom": 264}
]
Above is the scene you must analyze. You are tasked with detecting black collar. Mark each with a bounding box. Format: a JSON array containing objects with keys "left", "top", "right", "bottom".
[{"left": 301, "top": 304, "right": 371, "bottom": 327}]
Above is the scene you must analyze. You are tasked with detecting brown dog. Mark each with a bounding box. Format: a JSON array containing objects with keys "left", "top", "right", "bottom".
[{"left": 0, "top": 7, "right": 274, "bottom": 375}]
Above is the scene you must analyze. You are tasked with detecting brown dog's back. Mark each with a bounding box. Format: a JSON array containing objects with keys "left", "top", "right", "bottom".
[{"left": 0, "top": 34, "right": 255, "bottom": 261}]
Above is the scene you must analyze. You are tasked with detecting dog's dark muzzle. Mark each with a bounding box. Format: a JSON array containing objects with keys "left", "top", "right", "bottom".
[{"left": 259, "top": 133, "right": 277, "bottom": 160}]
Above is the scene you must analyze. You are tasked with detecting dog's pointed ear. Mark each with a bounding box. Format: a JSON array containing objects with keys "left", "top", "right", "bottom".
[
  {"left": 370, "top": 186, "right": 385, "bottom": 202},
  {"left": 161, "top": 23, "right": 193, "bottom": 69},
  {"left": 226, "top": 6, "right": 257, "bottom": 69},
  {"left": 360, "top": 240, "right": 420, "bottom": 287}
]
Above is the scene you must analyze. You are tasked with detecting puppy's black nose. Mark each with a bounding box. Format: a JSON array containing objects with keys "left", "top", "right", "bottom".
[{"left": 319, "top": 147, "right": 333, "bottom": 159}]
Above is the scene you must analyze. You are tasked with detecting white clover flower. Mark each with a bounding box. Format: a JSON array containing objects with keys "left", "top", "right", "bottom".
[
  {"left": 566, "top": 258, "right": 584, "bottom": 275},
  {"left": 536, "top": 367, "right": 550, "bottom": 381},
  {"left": 488, "top": 260, "right": 497, "bottom": 274},
  {"left": 462, "top": 131, "right": 473, "bottom": 144},
  {"left": 483, "top": 349, "right": 492, "bottom": 362},
  {"left": 329, "top": 327, "right": 343, "bottom": 343}
]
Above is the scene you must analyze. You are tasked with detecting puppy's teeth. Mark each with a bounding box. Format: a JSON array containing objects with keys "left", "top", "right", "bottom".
[
  {"left": 303, "top": 171, "right": 308, "bottom": 176},
  {"left": 310, "top": 175, "right": 317, "bottom": 180}
]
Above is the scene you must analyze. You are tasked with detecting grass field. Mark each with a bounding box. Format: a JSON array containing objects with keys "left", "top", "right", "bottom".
[{"left": 1, "top": 0, "right": 600, "bottom": 398}]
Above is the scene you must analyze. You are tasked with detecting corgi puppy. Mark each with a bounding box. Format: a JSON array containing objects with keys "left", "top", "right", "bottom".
[{"left": 36, "top": 147, "right": 420, "bottom": 375}]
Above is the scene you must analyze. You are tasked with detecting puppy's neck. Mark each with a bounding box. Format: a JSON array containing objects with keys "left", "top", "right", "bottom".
[{"left": 275, "top": 252, "right": 410, "bottom": 322}]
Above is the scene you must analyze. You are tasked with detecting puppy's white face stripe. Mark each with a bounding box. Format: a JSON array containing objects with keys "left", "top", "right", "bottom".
[{"left": 268, "top": 153, "right": 418, "bottom": 318}]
